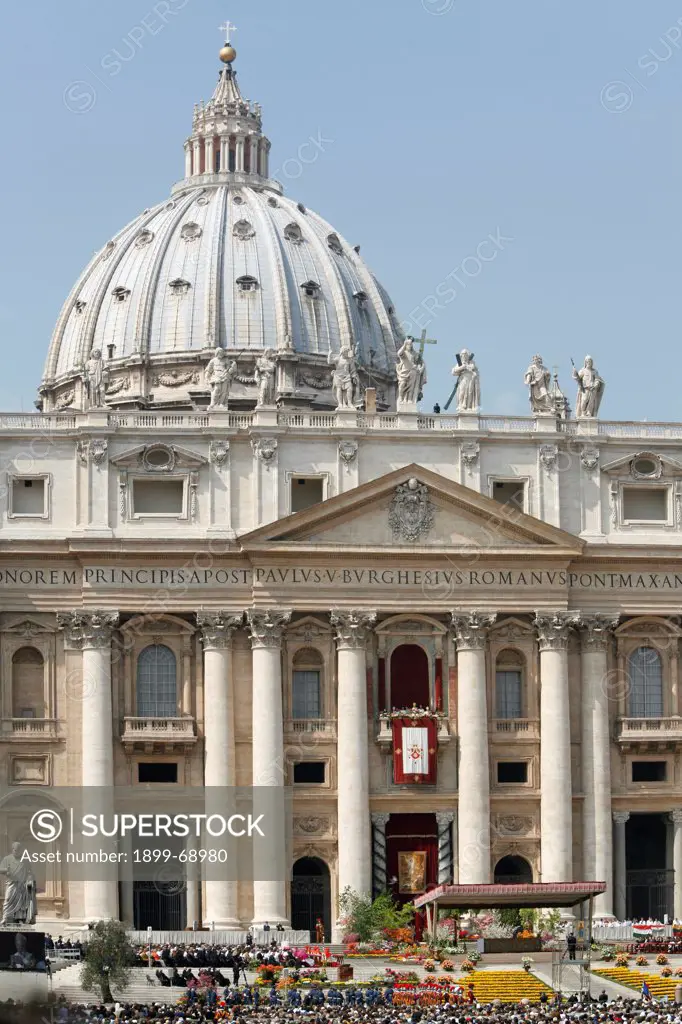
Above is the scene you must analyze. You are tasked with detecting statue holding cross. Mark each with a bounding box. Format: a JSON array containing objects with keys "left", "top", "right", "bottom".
[{"left": 444, "top": 349, "right": 480, "bottom": 412}]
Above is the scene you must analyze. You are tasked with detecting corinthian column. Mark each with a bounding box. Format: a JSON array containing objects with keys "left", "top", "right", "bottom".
[
  {"left": 579, "top": 615, "right": 618, "bottom": 917},
  {"left": 451, "top": 612, "right": 496, "bottom": 884},
  {"left": 671, "top": 808, "right": 682, "bottom": 920},
  {"left": 331, "top": 610, "right": 376, "bottom": 908},
  {"left": 613, "top": 810, "right": 629, "bottom": 921},
  {"left": 246, "top": 609, "right": 291, "bottom": 927},
  {"left": 58, "top": 611, "right": 120, "bottom": 921},
  {"left": 198, "top": 611, "right": 243, "bottom": 928},
  {"left": 535, "top": 612, "right": 580, "bottom": 883}
]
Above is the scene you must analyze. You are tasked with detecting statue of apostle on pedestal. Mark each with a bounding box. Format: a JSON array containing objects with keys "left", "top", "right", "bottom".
[{"left": 0, "top": 842, "right": 37, "bottom": 926}]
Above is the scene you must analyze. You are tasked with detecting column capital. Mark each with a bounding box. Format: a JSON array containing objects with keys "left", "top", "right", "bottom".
[
  {"left": 577, "top": 614, "right": 619, "bottom": 652},
  {"left": 436, "top": 811, "right": 455, "bottom": 827},
  {"left": 197, "top": 611, "right": 243, "bottom": 650},
  {"left": 246, "top": 609, "right": 291, "bottom": 649},
  {"left": 371, "top": 812, "right": 390, "bottom": 830},
  {"left": 450, "top": 611, "right": 497, "bottom": 650},
  {"left": 57, "top": 610, "right": 119, "bottom": 650},
  {"left": 613, "top": 810, "right": 630, "bottom": 825},
  {"left": 533, "top": 611, "right": 581, "bottom": 651},
  {"left": 670, "top": 808, "right": 682, "bottom": 825},
  {"left": 331, "top": 609, "right": 377, "bottom": 650}
]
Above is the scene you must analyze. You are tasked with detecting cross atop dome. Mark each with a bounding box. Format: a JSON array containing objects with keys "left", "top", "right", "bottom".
[{"left": 219, "top": 20, "right": 237, "bottom": 45}]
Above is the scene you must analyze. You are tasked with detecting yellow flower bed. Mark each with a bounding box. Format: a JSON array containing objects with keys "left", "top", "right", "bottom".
[
  {"left": 593, "top": 967, "right": 679, "bottom": 999},
  {"left": 454, "top": 970, "right": 552, "bottom": 1003}
]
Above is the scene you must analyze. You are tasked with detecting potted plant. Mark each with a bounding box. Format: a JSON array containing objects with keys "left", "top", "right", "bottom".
[{"left": 521, "top": 956, "right": 534, "bottom": 973}]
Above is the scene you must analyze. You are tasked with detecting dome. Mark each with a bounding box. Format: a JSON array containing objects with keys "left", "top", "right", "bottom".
[{"left": 41, "top": 41, "right": 403, "bottom": 413}]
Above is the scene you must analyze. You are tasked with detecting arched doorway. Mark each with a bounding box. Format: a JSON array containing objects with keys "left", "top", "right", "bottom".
[
  {"left": 494, "top": 855, "right": 533, "bottom": 884},
  {"left": 390, "top": 644, "right": 429, "bottom": 708},
  {"left": 290, "top": 857, "right": 331, "bottom": 940}
]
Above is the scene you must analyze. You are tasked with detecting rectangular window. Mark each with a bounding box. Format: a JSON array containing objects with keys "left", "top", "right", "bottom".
[
  {"left": 491, "top": 480, "right": 526, "bottom": 513},
  {"left": 11, "top": 477, "right": 47, "bottom": 517},
  {"left": 497, "top": 761, "right": 528, "bottom": 784},
  {"left": 293, "top": 761, "right": 326, "bottom": 784},
  {"left": 495, "top": 670, "right": 522, "bottom": 719},
  {"left": 292, "top": 670, "right": 321, "bottom": 719},
  {"left": 631, "top": 760, "right": 666, "bottom": 783},
  {"left": 291, "top": 478, "right": 324, "bottom": 514},
  {"left": 138, "top": 762, "right": 178, "bottom": 784},
  {"left": 132, "top": 478, "right": 185, "bottom": 516},
  {"left": 622, "top": 486, "right": 668, "bottom": 522}
]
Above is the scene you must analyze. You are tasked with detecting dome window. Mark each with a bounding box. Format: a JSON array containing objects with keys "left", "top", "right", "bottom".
[
  {"left": 267, "top": 196, "right": 278, "bottom": 208},
  {"left": 327, "top": 233, "right": 343, "bottom": 255},
  {"left": 301, "top": 280, "right": 321, "bottom": 299},
  {"left": 237, "top": 275, "right": 259, "bottom": 293},
  {"left": 233, "top": 219, "right": 255, "bottom": 240},
  {"left": 165, "top": 201, "right": 176, "bottom": 210},
  {"left": 169, "top": 278, "right": 192, "bottom": 296},
  {"left": 284, "top": 223, "right": 303, "bottom": 245},
  {"left": 135, "top": 229, "right": 154, "bottom": 248},
  {"left": 297, "top": 203, "right": 307, "bottom": 214},
  {"left": 181, "top": 222, "right": 202, "bottom": 242},
  {"left": 101, "top": 241, "right": 116, "bottom": 261},
  {"left": 233, "top": 193, "right": 244, "bottom": 205},
  {"left": 196, "top": 195, "right": 210, "bottom": 207},
  {"left": 112, "top": 286, "right": 131, "bottom": 303},
  {"left": 74, "top": 300, "right": 86, "bottom": 315},
  {"left": 353, "top": 290, "right": 369, "bottom": 307}
]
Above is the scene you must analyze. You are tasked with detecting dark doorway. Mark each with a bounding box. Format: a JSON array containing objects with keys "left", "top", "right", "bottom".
[
  {"left": 390, "top": 644, "right": 430, "bottom": 708},
  {"left": 133, "top": 881, "right": 186, "bottom": 930},
  {"left": 626, "top": 813, "right": 672, "bottom": 919},
  {"left": 290, "top": 857, "right": 331, "bottom": 941},
  {"left": 494, "top": 854, "right": 533, "bottom": 884}
]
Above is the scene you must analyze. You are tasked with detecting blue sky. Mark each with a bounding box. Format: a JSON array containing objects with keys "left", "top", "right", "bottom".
[{"left": 2, "top": 0, "right": 682, "bottom": 418}]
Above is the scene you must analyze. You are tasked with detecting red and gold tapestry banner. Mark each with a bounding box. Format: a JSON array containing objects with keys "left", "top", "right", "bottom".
[{"left": 392, "top": 717, "right": 437, "bottom": 784}]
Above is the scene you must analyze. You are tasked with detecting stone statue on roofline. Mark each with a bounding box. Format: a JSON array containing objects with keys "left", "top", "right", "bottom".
[
  {"left": 206, "top": 347, "right": 237, "bottom": 410},
  {"left": 572, "top": 355, "right": 605, "bottom": 418},
  {"left": 524, "top": 354, "right": 554, "bottom": 414},
  {"left": 396, "top": 337, "right": 427, "bottom": 409}
]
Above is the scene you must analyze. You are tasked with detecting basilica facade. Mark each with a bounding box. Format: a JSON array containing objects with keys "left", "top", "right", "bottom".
[{"left": 1, "top": 35, "right": 681, "bottom": 939}]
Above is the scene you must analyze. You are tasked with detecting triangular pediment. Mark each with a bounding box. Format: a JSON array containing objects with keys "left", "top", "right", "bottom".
[{"left": 240, "top": 464, "right": 583, "bottom": 555}]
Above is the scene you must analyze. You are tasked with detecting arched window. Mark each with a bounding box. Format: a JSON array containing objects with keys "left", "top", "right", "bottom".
[
  {"left": 495, "top": 649, "right": 523, "bottom": 719},
  {"left": 292, "top": 648, "right": 322, "bottom": 720},
  {"left": 12, "top": 647, "right": 45, "bottom": 719},
  {"left": 136, "top": 645, "right": 177, "bottom": 718},
  {"left": 628, "top": 646, "right": 663, "bottom": 718}
]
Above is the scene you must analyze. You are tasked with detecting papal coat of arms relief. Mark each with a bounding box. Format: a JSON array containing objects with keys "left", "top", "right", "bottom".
[{"left": 388, "top": 478, "right": 434, "bottom": 542}]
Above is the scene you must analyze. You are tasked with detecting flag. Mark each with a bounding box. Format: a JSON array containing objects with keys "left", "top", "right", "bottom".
[
  {"left": 402, "top": 727, "right": 429, "bottom": 775},
  {"left": 641, "top": 981, "right": 650, "bottom": 999}
]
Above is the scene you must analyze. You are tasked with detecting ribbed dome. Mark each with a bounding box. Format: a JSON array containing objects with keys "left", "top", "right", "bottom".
[{"left": 41, "top": 48, "right": 403, "bottom": 412}]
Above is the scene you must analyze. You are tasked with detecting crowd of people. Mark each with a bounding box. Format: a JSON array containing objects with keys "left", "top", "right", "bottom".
[{"left": 2, "top": 994, "right": 682, "bottom": 1024}]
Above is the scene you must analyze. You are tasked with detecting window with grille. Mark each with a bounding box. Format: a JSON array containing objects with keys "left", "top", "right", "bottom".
[
  {"left": 495, "top": 649, "right": 524, "bottom": 719},
  {"left": 496, "top": 670, "right": 522, "bottom": 719},
  {"left": 136, "top": 644, "right": 178, "bottom": 718},
  {"left": 628, "top": 646, "right": 664, "bottom": 718},
  {"left": 292, "top": 671, "right": 321, "bottom": 719}
]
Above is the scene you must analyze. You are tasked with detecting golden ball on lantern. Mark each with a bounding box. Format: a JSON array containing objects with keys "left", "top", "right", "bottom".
[{"left": 219, "top": 44, "right": 237, "bottom": 64}]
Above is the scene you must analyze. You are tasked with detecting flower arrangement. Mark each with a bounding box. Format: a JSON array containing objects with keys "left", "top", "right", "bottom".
[
  {"left": 656, "top": 953, "right": 669, "bottom": 965},
  {"left": 423, "top": 958, "right": 436, "bottom": 972},
  {"left": 440, "top": 959, "right": 454, "bottom": 972},
  {"left": 468, "top": 949, "right": 482, "bottom": 963},
  {"left": 386, "top": 969, "right": 420, "bottom": 983},
  {"left": 615, "top": 953, "right": 630, "bottom": 966},
  {"left": 636, "top": 956, "right": 648, "bottom": 966},
  {"left": 661, "top": 967, "right": 673, "bottom": 978},
  {"left": 460, "top": 959, "right": 476, "bottom": 973},
  {"left": 600, "top": 947, "right": 615, "bottom": 961},
  {"left": 521, "top": 956, "right": 534, "bottom": 972},
  {"left": 674, "top": 967, "right": 682, "bottom": 977}
]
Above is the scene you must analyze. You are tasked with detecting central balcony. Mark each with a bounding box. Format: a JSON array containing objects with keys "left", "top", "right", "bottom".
[
  {"left": 616, "top": 717, "right": 682, "bottom": 749},
  {"left": 121, "top": 716, "right": 197, "bottom": 752},
  {"left": 284, "top": 718, "right": 336, "bottom": 739}
]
